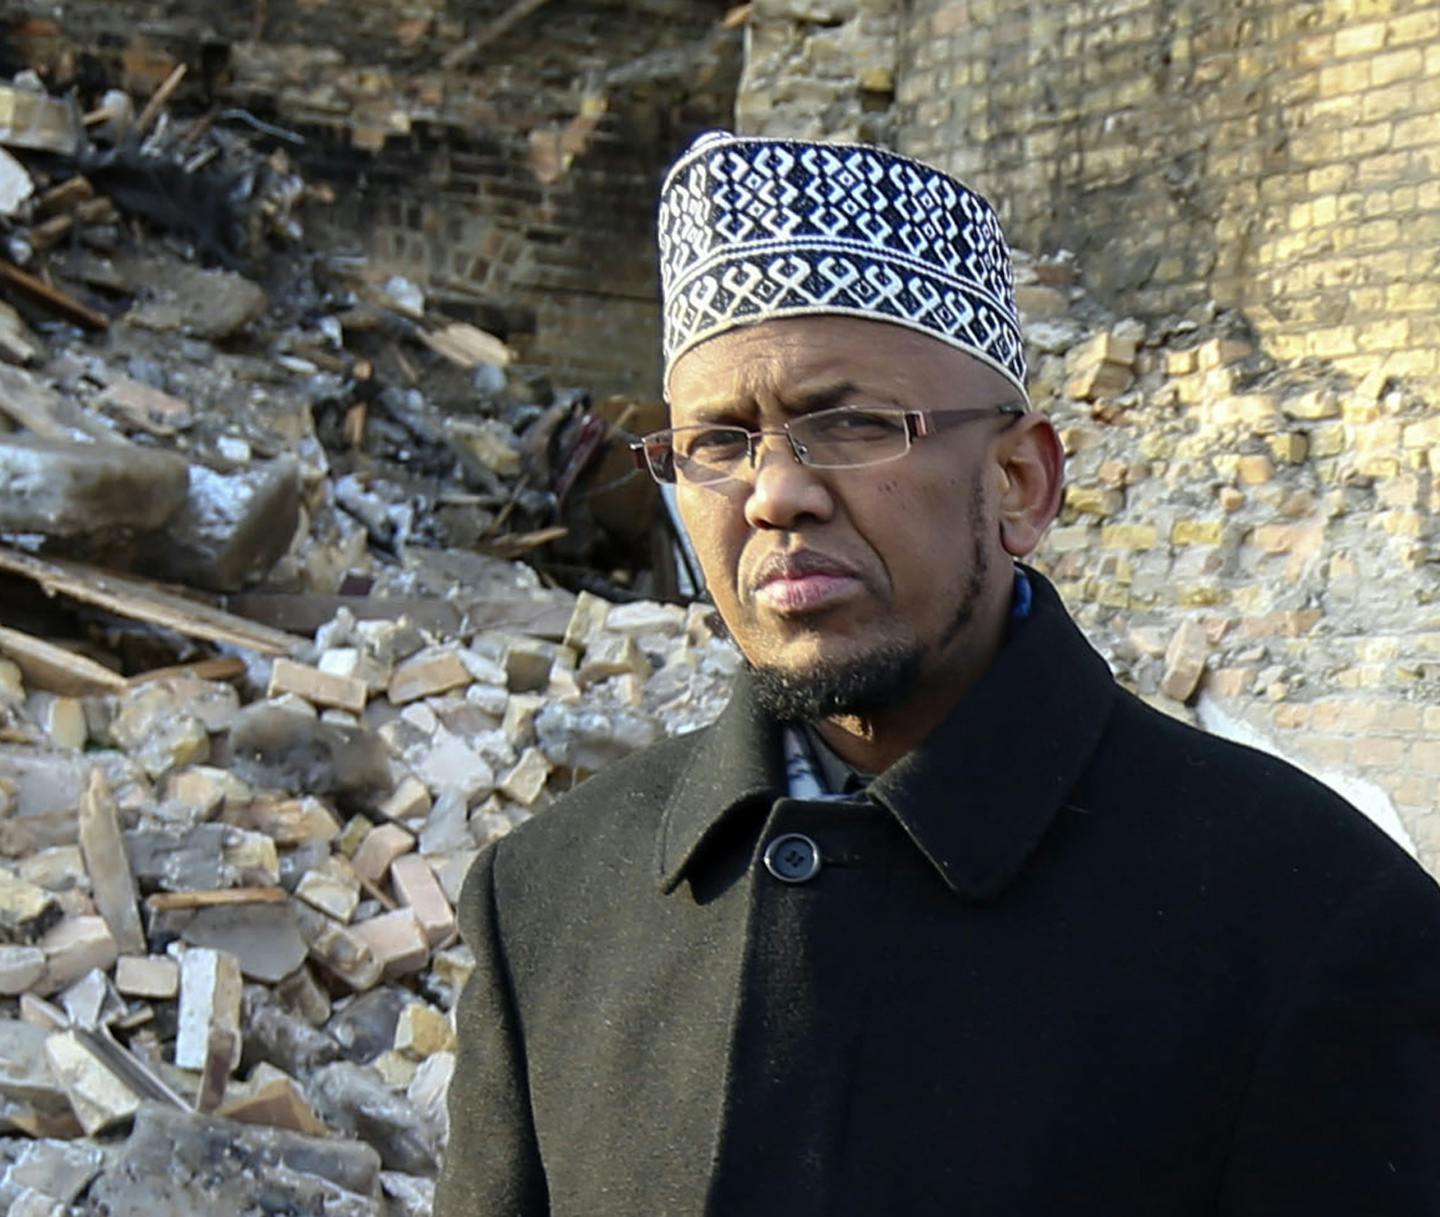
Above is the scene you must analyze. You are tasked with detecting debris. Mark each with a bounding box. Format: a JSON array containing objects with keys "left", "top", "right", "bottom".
[
  {"left": 0, "top": 146, "right": 35, "bottom": 216},
  {"left": 0, "top": 434, "right": 189, "bottom": 536},
  {"left": 1161, "top": 618, "right": 1211, "bottom": 704},
  {"left": 0, "top": 260, "right": 109, "bottom": 330},
  {"left": 0, "top": 546, "right": 307, "bottom": 656},
  {"left": 78, "top": 769, "right": 146, "bottom": 955},
  {"left": 269, "top": 658, "right": 368, "bottom": 715},
  {"left": 388, "top": 855, "right": 455, "bottom": 947},
  {"left": 0, "top": 624, "right": 128, "bottom": 697},
  {"left": 175, "top": 948, "right": 243, "bottom": 1074},
  {"left": 43, "top": 1029, "right": 141, "bottom": 1134},
  {"left": 0, "top": 871, "right": 61, "bottom": 945},
  {"left": 0, "top": 85, "right": 81, "bottom": 154},
  {"left": 87, "top": 1102, "right": 383, "bottom": 1217},
  {"left": 114, "top": 955, "right": 179, "bottom": 1000}
]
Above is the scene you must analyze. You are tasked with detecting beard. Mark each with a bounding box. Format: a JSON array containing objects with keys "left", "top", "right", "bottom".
[
  {"left": 740, "top": 480, "right": 993, "bottom": 723},
  {"left": 747, "top": 639, "right": 925, "bottom": 721}
]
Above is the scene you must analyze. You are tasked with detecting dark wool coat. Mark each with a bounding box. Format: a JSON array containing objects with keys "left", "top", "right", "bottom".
[{"left": 435, "top": 571, "right": 1440, "bottom": 1216}]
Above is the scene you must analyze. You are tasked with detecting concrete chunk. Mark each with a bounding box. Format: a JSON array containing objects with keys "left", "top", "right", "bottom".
[
  {"left": 378, "top": 776, "right": 430, "bottom": 824},
  {"left": 78, "top": 769, "right": 146, "bottom": 955},
  {"left": 25, "top": 692, "right": 87, "bottom": 750},
  {"left": 44, "top": 1029, "right": 142, "bottom": 1135},
  {"left": 498, "top": 745, "right": 552, "bottom": 806},
  {"left": 175, "top": 948, "right": 243, "bottom": 1073},
  {"left": 351, "top": 823, "right": 415, "bottom": 885},
  {"left": 0, "top": 870, "right": 62, "bottom": 944},
  {"left": 137, "top": 457, "right": 301, "bottom": 592},
  {"left": 88, "top": 1101, "right": 382, "bottom": 1216},
  {"left": 1161, "top": 618, "right": 1211, "bottom": 703},
  {"left": 394, "top": 1002, "right": 455, "bottom": 1059},
  {"left": 0, "top": 943, "right": 46, "bottom": 994},
  {"left": 387, "top": 648, "right": 472, "bottom": 705},
  {"left": 268, "top": 658, "right": 368, "bottom": 715},
  {"left": 179, "top": 901, "right": 308, "bottom": 984},
  {"left": 350, "top": 909, "right": 429, "bottom": 979},
  {"left": 37, "top": 916, "right": 116, "bottom": 994},
  {"left": 0, "top": 435, "right": 189, "bottom": 536},
  {"left": 389, "top": 855, "right": 455, "bottom": 947},
  {"left": 296, "top": 858, "right": 362, "bottom": 923},
  {"left": 114, "top": 955, "right": 179, "bottom": 1000},
  {"left": 291, "top": 900, "right": 383, "bottom": 991}
]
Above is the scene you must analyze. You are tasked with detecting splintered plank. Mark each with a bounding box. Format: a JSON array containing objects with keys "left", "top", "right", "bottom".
[
  {"left": 0, "top": 546, "right": 306, "bottom": 656},
  {"left": 0, "top": 259, "right": 109, "bottom": 330},
  {"left": 0, "top": 624, "right": 127, "bottom": 696},
  {"left": 145, "top": 887, "right": 289, "bottom": 913}
]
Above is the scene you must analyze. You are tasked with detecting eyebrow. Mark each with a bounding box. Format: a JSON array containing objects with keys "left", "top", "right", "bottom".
[{"left": 683, "top": 380, "right": 877, "bottom": 424}]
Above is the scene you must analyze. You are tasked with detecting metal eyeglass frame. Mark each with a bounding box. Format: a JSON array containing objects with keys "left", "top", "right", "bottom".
[{"left": 629, "top": 402, "right": 1026, "bottom": 485}]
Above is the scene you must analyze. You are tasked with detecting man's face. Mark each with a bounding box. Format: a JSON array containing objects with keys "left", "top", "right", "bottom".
[{"left": 668, "top": 316, "right": 1025, "bottom": 720}]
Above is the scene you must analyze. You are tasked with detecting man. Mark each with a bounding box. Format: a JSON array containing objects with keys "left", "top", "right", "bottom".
[{"left": 436, "top": 133, "right": 1440, "bottom": 1216}]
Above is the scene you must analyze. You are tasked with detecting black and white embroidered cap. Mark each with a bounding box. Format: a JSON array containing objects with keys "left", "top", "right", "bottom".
[{"left": 658, "top": 131, "right": 1028, "bottom": 403}]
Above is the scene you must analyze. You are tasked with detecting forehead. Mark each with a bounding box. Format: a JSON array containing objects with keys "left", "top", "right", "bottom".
[{"left": 666, "top": 316, "right": 999, "bottom": 420}]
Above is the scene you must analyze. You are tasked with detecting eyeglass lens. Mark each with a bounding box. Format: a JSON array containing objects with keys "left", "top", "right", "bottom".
[{"left": 652, "top": 407, "right": 912, "bottom": 483}]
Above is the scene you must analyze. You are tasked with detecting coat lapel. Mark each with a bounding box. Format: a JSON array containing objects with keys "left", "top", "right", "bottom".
[
  {"left": 869, "top": 570, "right": 1116, "bottom": 900},
  {"left": 655, "top": 668, "right": 784, "bottom": 892}
]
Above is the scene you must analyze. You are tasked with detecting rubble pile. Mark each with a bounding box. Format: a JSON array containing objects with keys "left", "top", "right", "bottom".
[
  {"left": 0, "top": 581, "right": 739, "bottom": 1213},
  {"left": 1017, "top": 246, "right": 1438, "bottom": 711},
  {"left": 0, "top": 65, "right": 712, "bottom": 1215}
]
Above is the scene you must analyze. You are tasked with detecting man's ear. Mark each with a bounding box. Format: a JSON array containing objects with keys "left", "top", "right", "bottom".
[{"left": 995, "top": 414, "right": 1065, "bottom": 558}]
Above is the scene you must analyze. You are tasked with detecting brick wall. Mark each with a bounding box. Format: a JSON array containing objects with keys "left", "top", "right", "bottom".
[
  {"left": 6, "top": 0, "right": 740, "bottom": 397},
  {"left": 900, "top": 0, "right": 1440, "bottom": 391},
  {"left": 736, "top": 0, "right": 1440, "bottom": 873}
]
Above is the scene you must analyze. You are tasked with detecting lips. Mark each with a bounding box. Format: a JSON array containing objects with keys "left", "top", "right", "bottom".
[{"left": 747, "top": 549, "right": 865, "bottom": 615}]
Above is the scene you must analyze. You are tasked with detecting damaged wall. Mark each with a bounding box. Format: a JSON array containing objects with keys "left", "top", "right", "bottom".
[
  {"left": 5, "top": 0, "right": 741, "bottom": 396},
  {"left": 742, "top": 0, "right": 1440, "bottom": 393},
  {"left": 735, "top": 1, "right": 1440, "bottom": 868}
]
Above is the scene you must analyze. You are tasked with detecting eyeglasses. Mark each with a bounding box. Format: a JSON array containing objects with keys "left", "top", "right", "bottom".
[{"left": 630, "top": 402, "right": 1025, "bottom": 485}]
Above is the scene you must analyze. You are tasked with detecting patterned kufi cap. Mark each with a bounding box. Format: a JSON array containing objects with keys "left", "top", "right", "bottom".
[{"left": 658, "top": 131, "right": 1028, "bottom": 403}]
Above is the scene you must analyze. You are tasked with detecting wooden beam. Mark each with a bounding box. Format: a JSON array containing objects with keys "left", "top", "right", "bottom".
[
  {"left": 0, "top": 625, "right": 127, "bottom": 696},
  {"left": 145, "top": 887, "right": 289, "bottom": 912},
  {"left": 0, "top": 260, "right": 109, "bottom": 330},
  {"left": 442, "top": 0, "right": 557, "bottom": 70},
  {"left": 0, "top": 546, "right": 307, "bottom": 656}
]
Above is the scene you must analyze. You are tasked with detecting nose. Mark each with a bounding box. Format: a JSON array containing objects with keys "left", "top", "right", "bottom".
[{"left": 742, "top": 434, "right": 834, "bottom": 531}]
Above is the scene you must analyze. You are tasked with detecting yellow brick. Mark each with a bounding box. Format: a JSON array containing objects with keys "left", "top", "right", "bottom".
[
  {"left": 1372, "top": 48, "right": 1424, "bottom": 86},
  {"left": 1402, "top": 418, "right": 1440, "bottom": 449},
  {"left": 1172, "top": 520, "right": 1225, "bottom": 546},
  {"left": 1252, "top": 524, "right": 1295, "bottom": 554},
  {"left": 1267, "top": 433, "right": 1310, "bottom": 464},
  {"left": 1393, "top": 114, "right": 1438, "bottom": 148},
  {"left": 1320, "top": 63, "right": 1372, "bottom": 102},
  {"left": 1333, "top": 21, "right": 1386, "bottom": 57},
  {"left": 1351, "top": 419, "right": 1402, "bottom": 449},
  {"left": 1095, "top": 582, "right": 1131, "bottom": 610},
  {"left": 1284, "top": 389, "right": 1340, "bottom": 420},
  {"left": 1309, "top": 327, "right": 1358, "bottom": 358},
  {"left": 1379, "top": 509, "right": 1426, "bottom": 537},
  {"left": 1165, "top": 348, "right": 1198, "bottom": 376},
  {"left": 1100, "top": 524, "right": 1158, "bottom": 551},
  {"left": 1238, "top": 454, "right": 1276, "bottom": 484},
  {"left": 1391, "top": 10, "right": 1440, "bottom": 44},
  {"left": 1176, "top": 583, "right": 1227, "bottom": 607},
  {"left": 1064, "top": 485, "right": 1124, "bottom": 517},
  {"left": 1356, "top": 454, "right": 1401, "bottom": 479}
]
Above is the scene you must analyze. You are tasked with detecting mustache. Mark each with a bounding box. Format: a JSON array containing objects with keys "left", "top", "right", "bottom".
[{"left": 747, "top": 548, "right": 863, "bottom": 591}]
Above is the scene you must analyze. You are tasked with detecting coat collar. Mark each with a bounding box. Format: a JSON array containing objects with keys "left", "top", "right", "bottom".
[{"left": 655, "top": 568, "right": 1117, "bottom": 901}]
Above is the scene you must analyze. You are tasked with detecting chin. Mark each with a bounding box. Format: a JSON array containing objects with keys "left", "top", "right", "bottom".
[{"left": 745, "top": 639, "right": 923, "bottom": 723}]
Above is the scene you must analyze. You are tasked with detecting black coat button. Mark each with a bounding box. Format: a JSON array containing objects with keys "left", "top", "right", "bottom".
[{"left": 763, "top": 833, "right": 821, "bottom": 883}]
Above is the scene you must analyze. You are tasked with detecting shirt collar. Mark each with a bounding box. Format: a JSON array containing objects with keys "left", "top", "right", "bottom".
[{"left": 654, "top": 566, "right": 1117, "bottom": 900}]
